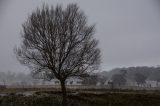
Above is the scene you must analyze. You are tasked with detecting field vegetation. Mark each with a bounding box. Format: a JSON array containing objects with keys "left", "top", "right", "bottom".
[{"left": 0, "top": 88, "right": 160, "bottom": 106}]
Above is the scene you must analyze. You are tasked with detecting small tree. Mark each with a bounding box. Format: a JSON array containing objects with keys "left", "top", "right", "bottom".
[
  {"left": 134, "top": 73, "right": 147, "bottom": 86},
  {"left": 82, "top": 75, "right": 98, "bottom": 85},
  {"left": 111, "top": 70, "right": 127, "bottom": 87},
  {"left": 15, "top": 4, "right": 101, "bottom": 106},
  {"left": 112, "top": 74, "right": 126, "bottom": 86}
]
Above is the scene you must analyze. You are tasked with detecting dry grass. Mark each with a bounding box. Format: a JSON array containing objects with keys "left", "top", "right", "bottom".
[{"left": 0, "top": 88, "right": 160, "bottom": 106}]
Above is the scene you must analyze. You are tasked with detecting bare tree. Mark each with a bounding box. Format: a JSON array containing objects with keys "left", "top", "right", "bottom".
[{"left": 15, "top": 4, "right": 101, "bottom": 106}]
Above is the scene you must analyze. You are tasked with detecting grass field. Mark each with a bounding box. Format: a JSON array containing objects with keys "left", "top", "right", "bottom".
[{"left": 0, "top": 88, "right": 160, "bottom": 106}]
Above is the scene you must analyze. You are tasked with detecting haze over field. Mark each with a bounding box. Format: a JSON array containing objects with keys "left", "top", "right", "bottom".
[{"left": 0, "top": 0, "right": 160, "bottom": 73}]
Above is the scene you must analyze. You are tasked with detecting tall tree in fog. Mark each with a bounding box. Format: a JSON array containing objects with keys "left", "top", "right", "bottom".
[{"left": 15, "top": 4, "right": 101, "bottom": 106}]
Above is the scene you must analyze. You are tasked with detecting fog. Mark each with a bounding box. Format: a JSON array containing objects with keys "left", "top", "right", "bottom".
[{"left": 0, "top": 0, "right": 160, "bottom": 73}]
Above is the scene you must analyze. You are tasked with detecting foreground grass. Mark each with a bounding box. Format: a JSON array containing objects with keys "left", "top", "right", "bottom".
[{"left": 0, "top": 89, "right": 160, "bottom": 106}]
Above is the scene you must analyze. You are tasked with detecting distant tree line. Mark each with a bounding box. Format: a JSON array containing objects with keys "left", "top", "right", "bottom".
[
  {"left": 1, "top": 66, "right": 160, "bottom": 87},
  {"left": 99, "top": 66, "right": 160, "bottom": 86}
]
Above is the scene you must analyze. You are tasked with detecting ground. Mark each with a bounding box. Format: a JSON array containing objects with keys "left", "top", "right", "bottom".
[{"left": 0, "top": 88, "right": 160, "bottom": 106}]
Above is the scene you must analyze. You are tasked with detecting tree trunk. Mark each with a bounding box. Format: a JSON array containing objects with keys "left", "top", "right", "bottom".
[{"left": 60, "top": 80, "right": 67, "bottom": 106}]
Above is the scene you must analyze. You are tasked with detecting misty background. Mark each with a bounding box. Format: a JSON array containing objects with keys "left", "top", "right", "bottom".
[{"left": 0, "top": 0, "right": 160, "bottom": 74}]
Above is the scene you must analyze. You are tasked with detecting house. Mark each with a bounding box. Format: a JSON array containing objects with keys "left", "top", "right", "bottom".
[
  {"left": 104, "top": 79, "right": 112, "bottom": 86},
  {"left": 145, "top": 80, "right": 160, "bottom": 87},
  {"left": 126, "top": 80, "right": 138, "bottom": 87},
  {"left": 65, "top": 77, "right": 83, "bottom": 85}
]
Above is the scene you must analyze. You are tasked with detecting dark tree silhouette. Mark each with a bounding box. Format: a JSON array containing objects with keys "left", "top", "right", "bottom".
[
  {"left": 82, "top": 74, "right": 106, "bottom": 85},
  {"left": 134, "top": 73, "right": 147, "bottom": 86},
  {"left": 112, "top": 74, "right": 126, "bottom": 86},
  {"left": 15, "top": 4, "right": 101, "bottom": 106},
  {"left": 111, "top": 69, "right": 127, "bottom": 87},
  {"left": 82, "top": 75, "right": 98, "bottom": 85}
]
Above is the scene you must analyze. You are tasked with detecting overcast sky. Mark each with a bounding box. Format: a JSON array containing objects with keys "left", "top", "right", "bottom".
[{"left": 0, "top": 0, "right": 160, "bottom": 73}]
